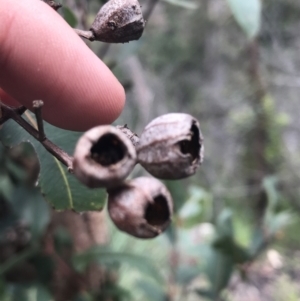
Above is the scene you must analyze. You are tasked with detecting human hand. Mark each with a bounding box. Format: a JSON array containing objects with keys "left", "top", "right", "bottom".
[{"left": 0, "top": 0, "right": 125, "bottom": 131}]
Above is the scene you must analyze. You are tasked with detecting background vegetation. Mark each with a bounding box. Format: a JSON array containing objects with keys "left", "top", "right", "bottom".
[{"left": 1, "top": 0, "right": 300, "bottom": 300}]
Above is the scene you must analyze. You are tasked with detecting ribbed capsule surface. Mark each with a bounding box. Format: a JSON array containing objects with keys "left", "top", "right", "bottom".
[
  {"left": 73, "top": 125, "right": 136, "bottom": 188},
  {"left": 137, "top": 113, "right": 204, "bottom": 179},
  {"left": 90, "top": 0, "right": 145, "bottom": 43},
  {"left": 108, "top": 177, "right": 173, "bottom": 238}
]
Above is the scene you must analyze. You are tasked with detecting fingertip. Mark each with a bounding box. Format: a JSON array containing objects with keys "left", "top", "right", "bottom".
[
  {"left": 107, "top": 82, "right": 126, "bottom": 124},
  {"left": 0, "top": 0, "right": 126, "bottom": 131},
  {"left": 0, "top": 88, "right": 20, "bottom": 107}
]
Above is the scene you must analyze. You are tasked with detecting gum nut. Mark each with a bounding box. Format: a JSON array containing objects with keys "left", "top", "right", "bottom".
[
  {"left": 73, "top": 125, "right": 136, "bottom": 188},
  {"left": 137, "top": 113, "right": 204, "bottom": 179},
  {"left": 108, "top": 177, "right": 174, "bottom": 238}
]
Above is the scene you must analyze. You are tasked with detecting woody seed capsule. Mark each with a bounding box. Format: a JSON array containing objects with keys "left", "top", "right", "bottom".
[
  {"left": 108, "top": 177, "right": 173, "bottom": 238},
  {"left": 90, "top": 0, "right": 145, "bottom": 43},
  {"left": 73, "top": 125, "right": 136, "bottom": 188},
  {"left": 137, "top": 113, "right": 204, "bottom": 179}
]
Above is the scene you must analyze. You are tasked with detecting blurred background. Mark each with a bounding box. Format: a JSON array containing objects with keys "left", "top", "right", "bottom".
[{"left": 1, "top": 0, "right": 300, "bottom": 300}]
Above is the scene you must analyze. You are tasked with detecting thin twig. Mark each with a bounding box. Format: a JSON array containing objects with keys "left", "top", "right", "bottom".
[
  {"left": 33, "top": 100, "right": 46, "bottom": 141},
  {"left": 0, "top": 105, "right": 26, "bottom": 125},
  {"left": 0, "top": 103, "right": 73, "bottom": 171},
  {"left": 74, "top": 29, "right": 95, "bottom": 41}
]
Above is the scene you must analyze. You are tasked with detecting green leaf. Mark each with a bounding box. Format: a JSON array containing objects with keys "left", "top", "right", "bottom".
[
  {"left": 164, "top": 222, "right": 177, "bottom": 244},
  {"left": 203, "top": 246, "right": 234, "bottom": 298},
  {"left": 162, "top": 0, "right": 198, "bottom": 9},
  {"left": 35, "top": 285, "right": 53, "bottom": 301},
  {"left": 194, "top": 289, "right": 214, "bottom": 300},
  {"left": 0, "top": 118, "right": 106, "bottom": 211},
  {"left": 53, "top": 227, "right": 73, "bottom": 254},
  {"left": 11, "top": 285, "right": 29, "bottom": 301},
  {"left": 0, "top": 200, "right": 18, "bottom": 239},
  {"left": 62, "top": 7, "right": 78, "bottom": 27},
  {"left": 136, "top": 280, "right": 166, "bottom": 301},
  {"left": 213, "top": 237, "right": 250, "bottom": 264},
  {"left": 249, "top": 212, "right": 293, "bottom": 259},
  {"left": 175, "top": 265, "right": 201, "bottom": 285},
  {"left": 0, "top": 173, "right": 14, "bottom": 201},
  {"left": 0, "top": 278, "right": 11, "bottom": 301},
  {"left": 4, "top": 160, "right": 27, "bottom": 184},
  {"left": 226, "top": 0, "right": 261, "bottom": 39},
  {"left": 9, "top": 187, "right": 50, "bottom": 239},
  {"left": 249, "top": 227, "right": 266, "bottom": 258},
  {"left": 72, "top": 246, "right": 162, "bottom": 282},
  {"left": 263, "top": 176, "right": 279, "bottom": 211},
  {"left": 266, "top": 211, "right": 294, "bottom": 237},
  {"left": 215, "top": 209, "right": 233, "bottom": 239},
  {"left": 10, "top": 284, "right": 52, "bottom": 301},
  {"left": 98, "top": 285, "right": 131, "bottom": 301},
  {"left": 213, "top": 209, "right": 250, "bottom": 264},
  {"left": 178, "top": 186, "right": 212, "bottom": 228},
  {"left": 164, "top": 180, "right": 188, "bottom": 212},
  {"left": 74, "top": 293, "right": 93, "bottom": 301},
  {"left": 29, "top": 254, "right": 54, "bottom": 284}
]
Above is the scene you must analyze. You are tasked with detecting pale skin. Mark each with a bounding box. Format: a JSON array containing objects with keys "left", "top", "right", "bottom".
[{"left": 0, "top": 0, "right": 125, "bottom": 131}]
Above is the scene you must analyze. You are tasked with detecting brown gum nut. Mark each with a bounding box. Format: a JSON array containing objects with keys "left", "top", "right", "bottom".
[
  {"left": 108, "top": 177, "right": 174, "bottom": 238},
  {"left": 90, "top": 0, "right": 145, "bottom": 43},
  {"left": 137, "top": 113, "right": 204, "bottom": 179},
  {"left": 73, "top": 125, "right": 136, "bottom": 188}
]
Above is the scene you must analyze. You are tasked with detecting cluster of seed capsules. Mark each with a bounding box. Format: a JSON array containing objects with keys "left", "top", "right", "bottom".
[{"left": 73, "top": 113, "right": 204, "bottom": 239}]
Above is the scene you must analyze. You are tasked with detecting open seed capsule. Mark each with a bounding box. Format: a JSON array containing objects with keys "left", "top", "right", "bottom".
[
  {"left": 73, "top": 125, "right": 136, "bottom": 188},
  {"left": 108, "top": 177, "right": 173, "bottom": 238},
  {"left": 137, "top": 113, "right": 204, "bottom": 179}
]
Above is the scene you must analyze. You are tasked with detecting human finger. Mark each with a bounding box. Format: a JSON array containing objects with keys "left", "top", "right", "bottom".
[{"left": 0, "top": 0, "right": 125, "bottom": 131}]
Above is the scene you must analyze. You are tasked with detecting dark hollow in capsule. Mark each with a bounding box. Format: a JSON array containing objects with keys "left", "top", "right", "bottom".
[
  {"left": 144, "top": 194, "right": 171, "bottom": 227},
  {"left": 73, "top": 125, "right": 137, "bottom": 188},
  {"left": 178, "top": 121, "right": 201, "bottom": 163},
  {"left": 90, "top": 134, "right": 126, "bottom": 166},
  {"left": 137, "top": 113, "right": 204, "bottom": 180}
]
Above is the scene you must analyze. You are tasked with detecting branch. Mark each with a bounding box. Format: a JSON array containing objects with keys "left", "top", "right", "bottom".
[
  {"left": 73, "top": 29, "right": 95, "bottom": 41},
  {"left": 33, "top": 100, "right": 46, "bottom": 140},
  {"left": 0, "top": 105, "right": 26, "bottom": 124},
  {"left": 0, "top": 102, "right": 74, "bottom": 171}
]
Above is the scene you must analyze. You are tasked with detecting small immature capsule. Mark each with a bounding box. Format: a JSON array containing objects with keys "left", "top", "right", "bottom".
[
  {"left": 73, "top": 125, "right": 136, "bottom": 188},
  {"left": 108, "top": 177, "right": 173, "bottom": 238},
  {"left": 137, "top": 113, "right": 204, "bottom": 179}
]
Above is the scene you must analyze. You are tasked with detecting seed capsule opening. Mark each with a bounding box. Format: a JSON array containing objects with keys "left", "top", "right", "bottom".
[
  {"left": 73, "top": 125, "right": 136, "bottom": 188},
  {"left": 90, "top": 134, "right": 126, "bottom": 166},
  {"left": 144, "top": 195, "right": 171, "bottom": 227},
  {"left": 107, "top": 177, "right": 173, "bottom": 238},
  {"left": 178, "top": 122, "right": 201, "bottom": 162}
]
